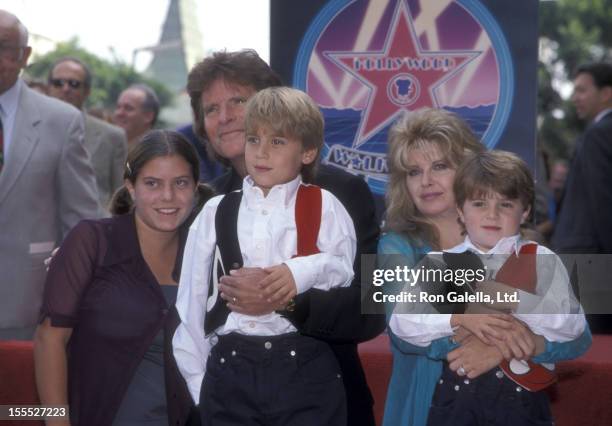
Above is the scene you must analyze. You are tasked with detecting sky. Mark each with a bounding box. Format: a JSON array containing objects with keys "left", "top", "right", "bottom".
[{"left": 0, "top": 0, "right": 270, "bottom": 71}]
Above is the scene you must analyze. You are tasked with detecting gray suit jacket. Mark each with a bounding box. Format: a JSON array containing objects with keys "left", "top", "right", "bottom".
[
  {"left": 0, "top": 81, "right": 101, "bottom": 329},
  {"left": 84, "top": 114, "right": 127, "bottom": 208}
]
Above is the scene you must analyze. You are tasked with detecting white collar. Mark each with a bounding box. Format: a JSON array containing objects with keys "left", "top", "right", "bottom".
[
  {"left": 242, "top": 174, "right": 302, "bottom": 208},
  {"left": 446, "top": 234, "right": 525, "bottom": 256},
  {"left": 593, "top": 108, "right": 612, "bottom": 124},
  {"left": 0, "top": 78, "right": 22, "bottom": 119}
]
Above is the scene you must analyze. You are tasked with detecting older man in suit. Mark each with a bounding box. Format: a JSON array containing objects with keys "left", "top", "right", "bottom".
[
  {"left": 48, "top": 57, "right": 127, "bottom": 209},
  {"left": 0, "top": 10, "right": 101, "bottom": 339}
]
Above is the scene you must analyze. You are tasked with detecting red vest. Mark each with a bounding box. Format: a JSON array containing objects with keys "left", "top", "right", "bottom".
[{"left": 495, "top": 243, "right": 556, "bottom": 392}]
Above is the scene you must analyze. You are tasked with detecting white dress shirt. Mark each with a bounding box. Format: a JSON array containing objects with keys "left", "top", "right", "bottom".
[
  {"left": 390, "top": 235, "right": 586, "bottom": 347},
  {"left": 593, "top": 108, "right": 612, "bottom": 123},
  {"left": 173, "top": 175, "right": 356, "bottom": 401}
]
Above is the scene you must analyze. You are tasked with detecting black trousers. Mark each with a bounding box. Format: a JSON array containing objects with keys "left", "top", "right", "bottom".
[
  {"left": 427, "top": 365, "right": 553, "bottom": 426},
  {"left": 199, "top": 332, "right": 346, "bottom": 426}
]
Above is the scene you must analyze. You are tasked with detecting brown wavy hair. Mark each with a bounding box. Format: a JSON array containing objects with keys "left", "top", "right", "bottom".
[
  {"left": 454, "top": 150, "right": 534, "bottom": 211},
  {"left": 187, "top": 50, "right": 282, "bottom": 166}
]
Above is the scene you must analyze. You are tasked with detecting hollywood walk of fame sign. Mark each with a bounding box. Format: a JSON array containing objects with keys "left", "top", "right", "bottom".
[{"left": 271, "top": 0, "right": 538, "bottom": 196}]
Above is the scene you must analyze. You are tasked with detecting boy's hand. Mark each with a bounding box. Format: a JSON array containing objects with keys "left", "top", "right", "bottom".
[
  {"left": 220, "top": 268, "right": 278, "bottom": 315},
  {"left": 490, "top": 318, "right": 537, "bottom": 360},
  {"left": 451, "top": 326, "right": 472, "bottom": 345},
  {"left": 450, "top": 313, "right": 513, "bottom": 345},
  {"left": 258, "top": 264, "right": 297, "bottom": 307}
]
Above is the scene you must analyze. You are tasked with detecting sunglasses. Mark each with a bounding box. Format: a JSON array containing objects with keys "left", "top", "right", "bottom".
[{"left": 50, "top": 78, "right": 83, "bottom": 89}]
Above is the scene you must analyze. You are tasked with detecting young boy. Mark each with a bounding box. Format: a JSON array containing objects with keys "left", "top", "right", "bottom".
[
  {"left": 426, "top": 150, "right": 586, "bottom": 426},
  {"left": 173, "top": 87, "right": 356, "bottom": 425}
]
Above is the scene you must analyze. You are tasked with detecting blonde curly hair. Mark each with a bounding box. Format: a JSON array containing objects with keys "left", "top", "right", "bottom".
[{"left": 385, "top": 108, "right": 484, "bottom": 249}]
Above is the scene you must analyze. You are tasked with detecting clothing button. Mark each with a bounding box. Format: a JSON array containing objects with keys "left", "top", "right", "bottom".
[
  {"left": 290, "top": 350, "right": 296, "bottom": 357},
  {"left": 496, "top": 370, "right": 504, "bottom": 379},
  {"left": 454, "top": 385, "right": 460, "bottom": 391},
  {"left": 464, "top": 379, "right": 470, "bottom": 385},
  {"left": 337, "top": 374, "right": 342, "bottom": 379},
  {"left": 231, "top": 350, "right": 237, "bottom": 356},
  {"left": 220, "top": 357, "right": 225, "bottom": 363},
  {"left": 264, "top": 341, "right": 272, "bottom": 350},
  {"left": 516, "top": 386, "right": 522, "bottom": 393},
  {"left": 249, "top": 322, "right": 256, "bottom": 328},
  {"left": 262, "top": 210, "right": 269, "bottom": 215},
  {"left": 439, "top": 379, "right": 444, "bottom": 384},
  {"left": 256, "top": 244, "right": 262, "bottom": 250}
]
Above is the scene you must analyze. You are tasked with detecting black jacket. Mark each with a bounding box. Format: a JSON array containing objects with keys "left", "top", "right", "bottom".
[{"left": 552, "top": 111, "right": 612, "bottom": 254}]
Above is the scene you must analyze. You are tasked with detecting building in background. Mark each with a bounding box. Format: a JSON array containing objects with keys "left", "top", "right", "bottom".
[{"left": 138, "top": 0, "right": 204, "bottom": 126}]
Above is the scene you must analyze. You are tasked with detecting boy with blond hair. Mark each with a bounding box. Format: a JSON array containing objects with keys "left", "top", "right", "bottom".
[{"left": 174, "top": 87, "right": 355, "bottom": 425}]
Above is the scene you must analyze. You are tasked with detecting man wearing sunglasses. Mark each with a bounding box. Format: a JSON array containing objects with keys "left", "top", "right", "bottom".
[
  {"left": 48, "top": 57, "right": 127, "bottom": 209},
  {"left": 0, "top": 10, "right": 101, "bottom": 339}
]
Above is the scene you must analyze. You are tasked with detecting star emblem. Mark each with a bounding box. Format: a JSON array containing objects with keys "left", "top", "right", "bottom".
[{"left": 326, "top": 1, "right": 481, "bottom": 147}]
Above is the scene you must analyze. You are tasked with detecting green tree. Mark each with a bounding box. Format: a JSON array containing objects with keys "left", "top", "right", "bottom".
[
  {"left": 25, "top": 38, "right": 172, "bottom": 113},
  {"left": 538, "top": 0, "right": 612, "bottom": 161},
  {"left": 540, "top": 0, "right": 612, "bottom": 75}
]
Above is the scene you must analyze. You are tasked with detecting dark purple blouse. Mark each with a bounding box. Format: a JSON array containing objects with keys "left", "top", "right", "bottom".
[{"left": 40, "top": 213, "right": 193, "bottom": 426}]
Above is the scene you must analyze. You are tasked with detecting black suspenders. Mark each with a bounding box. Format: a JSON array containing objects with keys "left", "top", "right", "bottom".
[{"left": 204, "top": 191, "right": 244, "bottom": 336}]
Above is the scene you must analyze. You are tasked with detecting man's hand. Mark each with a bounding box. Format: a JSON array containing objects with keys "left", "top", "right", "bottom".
[
  {"left": 219, "top": 267, "right": 277, "bottom": 315},
  {"left": 447, "top": 334, "right": 504, "bottom": 379},
  {"left": 258, "top": 264, "right": 298, "bottom": 307}
]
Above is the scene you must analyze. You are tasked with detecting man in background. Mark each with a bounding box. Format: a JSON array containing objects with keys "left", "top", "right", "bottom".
[
  {"left": 553, "top": 63, "right": 612, "bottom": 253},
  {"left": 48, "top": 56, "right": 127, "bottom": 208},
  {"left": 552, "top": 62, "right": 612, "bottom": 333},
  {"left": 113, "top": 83, "right": 159, "bottom": 148}
]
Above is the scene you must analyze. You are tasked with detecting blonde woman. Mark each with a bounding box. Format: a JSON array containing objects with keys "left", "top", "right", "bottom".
[{"left": 379, "top": 108, "right": 592, "bottom": 426}]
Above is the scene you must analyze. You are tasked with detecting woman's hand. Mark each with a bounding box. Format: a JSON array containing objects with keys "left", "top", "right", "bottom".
[
  {"left": 34, "top": 318, "right": 72, "bottom": 426},
  {"left": 43, "top": 248, "right": 60, "bottom": 272},
  {"left": 447, "top": 334, "right": 504, "bottom": 379}
]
